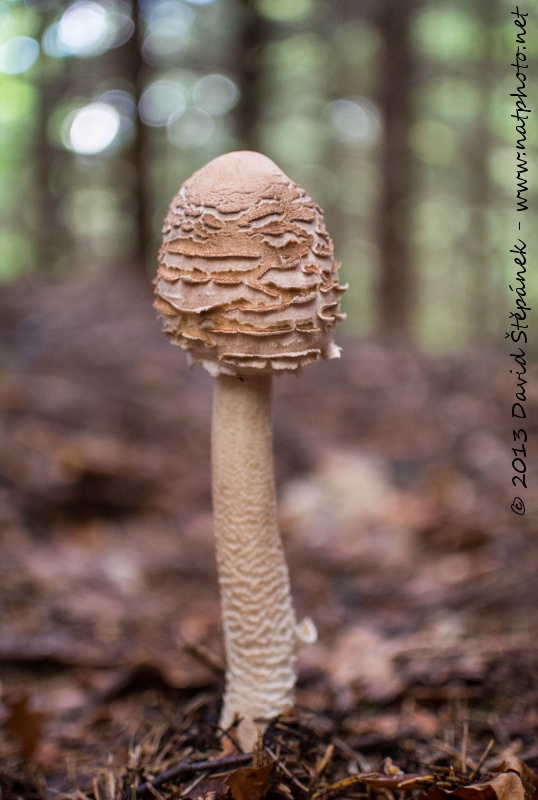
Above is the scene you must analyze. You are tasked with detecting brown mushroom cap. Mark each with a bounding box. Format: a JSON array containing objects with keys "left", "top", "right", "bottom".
[{"left": 155, "top": 151, "right": 347, "bottom": 376}]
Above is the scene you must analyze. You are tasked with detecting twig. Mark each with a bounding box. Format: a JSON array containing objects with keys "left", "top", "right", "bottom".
[
  {"left": 433, "top": 740, "right": 478, "bottom": 772},
  {"left": 181, "top": 639, "right": 225, "bottom": 677},
  {"left": 397, "top": 775, "right": 435, "bottom": 789},
  {"left": 300, "top": 759, "right": 318, "bottom": 781},
  {"left": 264, "top": 746, "right": 309, "bottom": 794},
  {"left": 315, "top": 744, "right": 334, "bottom": 777},
  {"left": 179, "top": 770, "right": 210, "bottom": 797},
  {"left": 332, "top": 736, "right": 362, "bottom": 763},
  {"left": 461, "top": 721, "right": 469, "bottom": 774},
  {"left": 145, "top": 784, "right": 165, "bottom": 800},
  {"left": 136, "top": 752, "right": 252, "bottom": 796},
  {"left": 217, "top": 722, "right": 244, "bottom": 753},
  {"left": 468, "top": 738, "right": 495, "bottom": 782},
  {"left": 312, "top": 773, "right": 379, "bottom": 800}
]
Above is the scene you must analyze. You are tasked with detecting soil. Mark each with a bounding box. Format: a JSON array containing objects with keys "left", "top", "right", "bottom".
[{"left": 0, "top": 271, "right": 536, "bottom": 800}]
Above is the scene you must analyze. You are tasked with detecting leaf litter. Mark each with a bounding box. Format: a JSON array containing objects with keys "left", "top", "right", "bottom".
[{"left": 0, "top": 272, "right": 537, "bottom": 798}]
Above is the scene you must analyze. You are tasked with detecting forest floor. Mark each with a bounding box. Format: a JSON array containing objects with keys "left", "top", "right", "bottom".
[{"left": 0, "top": 271, "right": 537, "bottom": 800}]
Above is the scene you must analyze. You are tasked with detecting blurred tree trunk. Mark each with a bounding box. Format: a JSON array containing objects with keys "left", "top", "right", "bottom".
[
  {"left": 118, "top": 0, "right": 148, "bottom": 274},
  {"left": 376, "top": 0, "right": 418, "bottom": 338},
  {"left": 36, "top": 24, "right": 69, "bottom": 271},
  {"left": 234, "top": 0, "right": 270, "bottom": 151},
  {"left": 60, "top": 4, "right": 148, "bottom": 274},
  {"left": 467, "top": 0, "right": 496, "bottom": 340},
  {"left": 36, "top": 80, "right": 63, "bottom": 271}
]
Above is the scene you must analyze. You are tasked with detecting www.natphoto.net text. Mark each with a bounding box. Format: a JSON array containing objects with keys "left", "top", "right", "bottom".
[{"left": 511, "top": 6, "right": 530, "bottom": 211}]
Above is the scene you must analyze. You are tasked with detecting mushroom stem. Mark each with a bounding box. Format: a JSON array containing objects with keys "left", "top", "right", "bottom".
[{"left": 212, "top": 373, "right": 297, "bottom": 750}]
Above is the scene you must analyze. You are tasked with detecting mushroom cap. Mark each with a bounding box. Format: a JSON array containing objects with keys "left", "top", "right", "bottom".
[{"left": 155, "top": 151, "right": 347, "bottom": 376}]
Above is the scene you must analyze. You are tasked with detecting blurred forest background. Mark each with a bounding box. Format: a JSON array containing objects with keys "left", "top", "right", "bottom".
[
  {"left": 1, "top": 1, "right": 538, "bottom": 796},
  {"left": 1, "top": 0, "right": 536, "bottom": 346}
]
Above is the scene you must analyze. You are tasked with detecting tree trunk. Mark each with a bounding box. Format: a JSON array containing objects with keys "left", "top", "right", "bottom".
[
  {"left": 35, "top": 21, "right": 69, "bottom": 272},
  {"left": 376, "top": 0, "right": 418, "bottom": 338},
  {"left": 234, "top": 0, "right": 271, "bottom": 151},
  {"left": 117, "top": 0, "right": 148, "bottom": 274},
  {"left": 467, "top": 0, "right": 496, "bottom": 341}
]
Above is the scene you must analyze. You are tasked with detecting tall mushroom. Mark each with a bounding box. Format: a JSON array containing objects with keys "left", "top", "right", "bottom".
[{"left": 154, "top": 151, "right": 346, "bottom": 750}]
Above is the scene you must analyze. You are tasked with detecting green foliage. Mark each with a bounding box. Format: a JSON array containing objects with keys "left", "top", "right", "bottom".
[
  {"left": 409, "top": 120, "right": 459, "bottom": 166},
  {"left": 256, "top": 0, "right": 313, "bottom": 24},
  {"left": 0, "top": 76, "right": 36, "bottom": 125},
  {"left": 0, "top": 230, "right": 33, "bottom": 278},
  {"left": 412, "top": 5, "right": 482, "bottom": 62},
  {"left": 417, "top": 79, "right": 482, "bottom": 126}
]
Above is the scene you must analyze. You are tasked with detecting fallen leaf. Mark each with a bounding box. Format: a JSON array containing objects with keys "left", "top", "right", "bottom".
[
  {"left": 328, "top": 626, "right": 404, "bottom": 702},
  {"left": 421, "top": 772, "right": 525, "bottom": 800},
  {"left": 95, "top": 661, "right": 175, "bottom": 701},
  {"left": 225, "top": 763, "right": 273, "bottom": 800},
  {"left": 3, "top": 691, "right": 47, "bottom": 760},
  {"left": 496, "top": 759, "right": 538, "bottom": 799}
]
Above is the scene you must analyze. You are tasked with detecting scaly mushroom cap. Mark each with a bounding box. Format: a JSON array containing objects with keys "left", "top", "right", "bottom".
[{"left": 155, "top": 151, "right": 346, "bottom": 376}]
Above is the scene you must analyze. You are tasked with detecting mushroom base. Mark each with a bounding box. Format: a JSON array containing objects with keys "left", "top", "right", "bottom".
[{"left": 212, "top": 373, "right": 297, "bottom": 751}]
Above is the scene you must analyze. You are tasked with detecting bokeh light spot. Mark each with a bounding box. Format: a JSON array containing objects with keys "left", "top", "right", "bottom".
[
  {"left": 410, "top": 120, "right": 457, "bottom": 166},
  {"left": 63, "top": 102, "right": 120, "bottom": 155},
  {"left": 99, "top": 89, "right": 137, "bottom": 120},
  {"left": 192, "top": 74, "right": 238, "bottom": 115},
  {"left": 143, "top": 0, "right": 195, "bottom": 28},
  {"left": 139, "top": 80, "right": 186, "bottom": 126},
  {"left": 142, "top": 30, "right": 187, "bottom": 66},
  {"left": 0, "top": 36, "right": 39, "bottom": 74},
  {"left": 257, "top": 0, "right": 312, "bottom": 23},
  {"left": 141, "top": 0, "right": 193, "bottom": 65},
  {"left": 325, "top": 98, "right": 381, "bottom": 145},
  {"left": 57, "top": 2, "right": 110, "bottom": 56}
]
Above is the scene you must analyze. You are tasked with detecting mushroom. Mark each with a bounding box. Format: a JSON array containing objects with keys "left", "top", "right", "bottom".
[{"left": 154, "top": 151, "right": 346, "bottom": 750}]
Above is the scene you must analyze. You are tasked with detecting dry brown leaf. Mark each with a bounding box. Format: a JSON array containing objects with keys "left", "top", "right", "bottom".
[
  {"left": 225, "top": 763, "right": 273, "bottom": 800},
  {"left": 496, "top": 758, "right": 538, "bottom": 799},
  {"left": 328, "top": 626, "right": 404, "bottom": 702},
  {"left": 421, "top": 772, "right": 525, "bottom": 800},
  {"left": 2, "top": 691, "right": 47, "bottom": 760}
]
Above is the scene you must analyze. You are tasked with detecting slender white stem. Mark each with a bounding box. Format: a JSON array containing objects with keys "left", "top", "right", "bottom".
[{"left": 212, "top": 373, "right": 297, "bottom": 750}]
